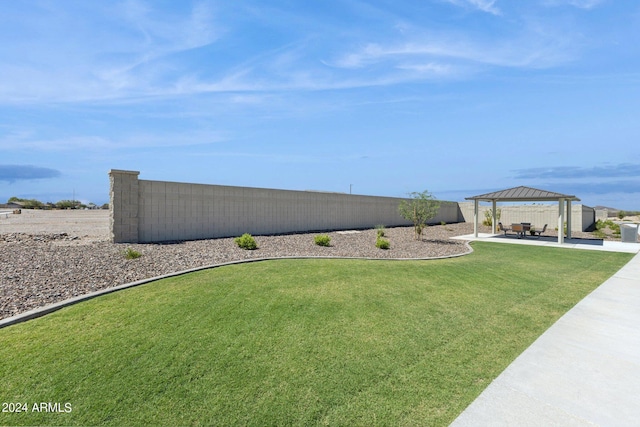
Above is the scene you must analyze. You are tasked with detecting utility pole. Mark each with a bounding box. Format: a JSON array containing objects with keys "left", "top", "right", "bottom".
[{"left": 350, "top": 184, "right": 352, "bottom": 194}]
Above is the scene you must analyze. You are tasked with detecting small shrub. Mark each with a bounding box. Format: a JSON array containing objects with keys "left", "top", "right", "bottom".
[
  {"left": 375, "top": 224, "right": 386, "bottom": 237},
  {"left": 124, "top": 248, "right": 141, "bottom": 259},
  {"left": 314, "top": 235, "right": 331, "bottom": 247},
  {"left": 376, "top": 237, "right": 390, "bottom": 249},
  {"left": 618, "top": 210, "right": 625, "bottom": 219},
  {"left": 482, "top": 208, "right": 501, "bottom": 226},
  {"left": 440, "top": 221, "right": 446, "bottom": 226},
  {"left": 555, "top": 222, "right": 568, "bottom": 235},
  {"left": 235, "top": 233, "right": 257, "bottom": 250}
]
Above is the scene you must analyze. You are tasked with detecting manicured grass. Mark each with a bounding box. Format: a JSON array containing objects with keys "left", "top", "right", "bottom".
[{"left": 0, "top": 243, "right": 632, "bottom": 426}]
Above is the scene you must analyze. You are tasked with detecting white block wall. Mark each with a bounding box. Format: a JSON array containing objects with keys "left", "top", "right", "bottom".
[{"left": 110, "top": 170, "right": 461, "bottom": 243}]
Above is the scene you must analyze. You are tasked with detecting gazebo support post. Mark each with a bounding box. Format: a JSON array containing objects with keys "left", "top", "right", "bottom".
[
  {"left": 492, "top": 200, "right": 497, "bottom": 234},
  {"left": 558, "top": 198, "right": 565, "bottom": 244},
  {"left": 474, "top": 199, "right": 479, "bottom": 237},
  {"left": 567, "top": 199, "right": 572, "bottom": 239}
]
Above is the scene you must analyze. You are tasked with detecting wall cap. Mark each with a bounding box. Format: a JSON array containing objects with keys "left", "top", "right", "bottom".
[{"left": 109, "top": 169, "right": 140, "bottom": 176}]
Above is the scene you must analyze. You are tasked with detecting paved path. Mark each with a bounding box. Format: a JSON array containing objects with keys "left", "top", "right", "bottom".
[
  {"left": 451, "top": 247, "right": 640, "bottom": 426},
  {"left": 452, "top": 233, "right": 640, "bottom": 254}
]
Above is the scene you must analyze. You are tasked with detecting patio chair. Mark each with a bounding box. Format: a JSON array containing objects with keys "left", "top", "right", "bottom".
[
  {"left": 498, "top": 222, "right": 511, "bottom": 236},
  {"left": 531, "top": 224, "right": 547, "bottom": 237}
]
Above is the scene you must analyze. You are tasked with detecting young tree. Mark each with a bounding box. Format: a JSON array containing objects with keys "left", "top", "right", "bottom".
[{"left": 398, "top": 190, "right": 440, "bottom": 240}]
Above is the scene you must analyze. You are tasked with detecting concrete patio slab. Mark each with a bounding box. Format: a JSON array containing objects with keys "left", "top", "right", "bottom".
[{"left": 450, "top": 251, "right": 640, "bottom": 426}]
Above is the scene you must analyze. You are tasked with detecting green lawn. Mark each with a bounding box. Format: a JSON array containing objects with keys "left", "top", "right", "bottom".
[{"left": 0, "top": 242, "right": 632, "bottom": 426}]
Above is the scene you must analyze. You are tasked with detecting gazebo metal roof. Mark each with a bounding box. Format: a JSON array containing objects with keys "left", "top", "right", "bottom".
[{"left": 466, "top": 186, "right": 580, "bottom": 202}]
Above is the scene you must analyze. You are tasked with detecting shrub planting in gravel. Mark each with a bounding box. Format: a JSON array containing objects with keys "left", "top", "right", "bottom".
[
  {"left": 314, "top": 235, "right": 331, "bottom": 247},
  {"left": 0, "top": 224, "right": 479, "bottom": 321},
  {"left": 0, "top": 213, "right": 617, "bottom": 323},
  {"left": 123, "top": 248, "right": 141, "bottom": 259},
  {"left": 376, "top": 237, "right": 390, "bottom": 249},
  {"left": 375, "top": 225, "right": 386, "bottom": 237},
  {"left": 235, "top": 233, "right": 257, "bottom": 250}
]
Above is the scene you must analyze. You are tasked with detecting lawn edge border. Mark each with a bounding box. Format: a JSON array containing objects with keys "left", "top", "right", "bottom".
[{"left": 0, "top": 242, "right": 473, "bottom": 329}]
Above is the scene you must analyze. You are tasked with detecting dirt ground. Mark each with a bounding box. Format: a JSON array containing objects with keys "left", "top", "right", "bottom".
[{"left": 0, "top": 209, "right": 110, "bottom": 242}]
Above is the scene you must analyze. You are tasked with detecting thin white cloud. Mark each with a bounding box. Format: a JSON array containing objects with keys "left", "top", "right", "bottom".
[
  {"left": 330, "top": 30, "right": 575, "bottom": 72},
  {"left": 542, "top": 0, "right": 606, "bottom": 9},
  {"left": 114, "top": 0, "right": 219, "bottom": 61},
  {"left": 444, "top": 0, "right": 501, "bottom": 15},
  {"left": 395, "top": 62, "right": 454, "bottom": 74},
  {"left": 89, "top": 19, "right": 573, "bottom": 98},
  {"left": 0, "top": 1, "right": 595, "bottom": 103},
  {"left": 0, "top": 1, "right": 221, "bottom": 104},
  {"left": 94, "top": 1, "right": 222, "bottom": 97},
  {"left": 0, "top": 130, "right": 228, "bottom": 152}
]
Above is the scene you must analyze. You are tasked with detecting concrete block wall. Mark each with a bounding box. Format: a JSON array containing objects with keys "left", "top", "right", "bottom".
[
  {"left": 595, "top": 209, "right": 609, "bottom": 222},
  {"left": 457, "top": 202, "right": 596, "bottom": 232},
  {"left": 109, "top": 170, "right": 140, "bottom": 243},
  {"left": 110, "top": 170, "right": 460, "bottom": 243},
  {"left": 581, "top": 204, "right": 596, "bottom": 231}
]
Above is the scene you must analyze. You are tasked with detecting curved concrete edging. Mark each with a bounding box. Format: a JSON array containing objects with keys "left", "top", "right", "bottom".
[{"left": 0, "top": 242, "right": 474, "bottom": 329}]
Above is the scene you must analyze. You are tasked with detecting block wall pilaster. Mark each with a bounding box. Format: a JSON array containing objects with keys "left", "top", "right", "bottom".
[{"left": 109, "top": 170, "right": 140, "bottom": 243}]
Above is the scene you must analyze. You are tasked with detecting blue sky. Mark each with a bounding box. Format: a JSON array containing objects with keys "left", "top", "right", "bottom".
[{"left": 1, "top": 0, "right": 639, "bottom": 209}]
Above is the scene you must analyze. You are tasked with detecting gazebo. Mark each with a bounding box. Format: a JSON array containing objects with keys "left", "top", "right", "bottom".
[{"left": 466, "top": 186, "right": 580, "bottom": 244}]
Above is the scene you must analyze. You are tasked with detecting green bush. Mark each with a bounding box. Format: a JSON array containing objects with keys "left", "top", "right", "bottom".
[
  {"left": 235, "top": 233, "right": 257, "bottom": 250},
  {"left": 555, "top": 222, "right": 568, "bottom": 235},
  {"left": 482, "top": 208, "right": 501, "bottom": 226},
  {"left": 375, "top": 225, "right": 386, "bottom": 238},
  {"left": 124, "top": 248, "right": 142, "bottom": 259},
  {"left": 376, "top": 237, "right": 390, "bottom": 250},
  {"left": 314, "top": 235, "right": 331, "bottom": 247}
]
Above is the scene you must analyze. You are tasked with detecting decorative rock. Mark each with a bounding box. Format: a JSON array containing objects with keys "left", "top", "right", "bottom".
[{"left": 0, "top": 224, "right": 476, "bottom": 320}]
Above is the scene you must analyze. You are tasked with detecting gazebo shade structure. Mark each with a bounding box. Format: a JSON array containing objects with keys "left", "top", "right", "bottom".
[{"left": 466, "top": 186, "right": 580, "bottom": 244}]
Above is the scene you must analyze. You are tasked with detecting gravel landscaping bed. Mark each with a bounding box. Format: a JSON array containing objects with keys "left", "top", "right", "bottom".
[
  {"left": 0, "top": 216, "right": 477, "bottom": 321},
  {"left": 0, "top": 209, "right": 609, "bottom": 321}
]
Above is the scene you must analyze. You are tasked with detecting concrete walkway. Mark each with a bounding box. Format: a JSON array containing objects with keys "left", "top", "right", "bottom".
[
  {"left": 450, "top": 238, "right": 640, "bottom": 426},
  {"left": 452, "top": 233, "right": 640, "bottom": 254}
]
